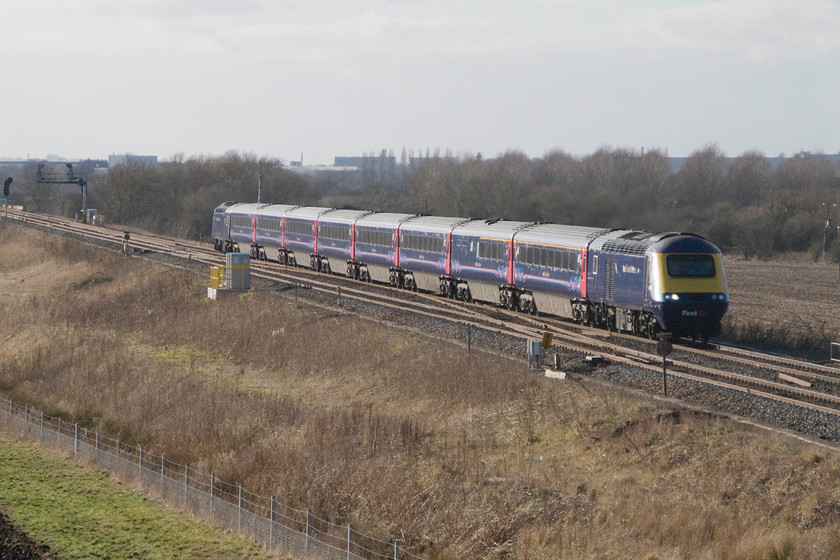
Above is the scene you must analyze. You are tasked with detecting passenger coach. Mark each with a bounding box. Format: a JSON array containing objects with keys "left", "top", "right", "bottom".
[{"left": 212, "top": 202, "right": 729, "bottom": 340}]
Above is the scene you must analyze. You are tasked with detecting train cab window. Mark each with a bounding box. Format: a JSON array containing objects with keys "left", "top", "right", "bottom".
[{"left": 667, "top": 254, "right": 715, "bottom": 277}]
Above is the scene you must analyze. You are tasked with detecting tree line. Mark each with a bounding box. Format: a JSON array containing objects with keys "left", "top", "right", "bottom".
[
  {"left": 349, "top": 145, "right": 840, "bottom": 260},
  {"left": 3, "top": 146, "right": 839, "bottom": 259}
]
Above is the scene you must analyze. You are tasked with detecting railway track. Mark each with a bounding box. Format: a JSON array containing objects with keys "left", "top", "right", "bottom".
[{"left": 7, "top": 209, "right": 840, "bottom": 433}]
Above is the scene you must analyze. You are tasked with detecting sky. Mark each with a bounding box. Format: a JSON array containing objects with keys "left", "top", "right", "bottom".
[{"left": 1, "top": 0, "right": 839, "bottom": 165}]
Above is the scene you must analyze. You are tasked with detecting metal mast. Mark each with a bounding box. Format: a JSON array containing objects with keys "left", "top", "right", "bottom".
[{"left": 36, "top": 163, "right": 89, "bottom": 222}]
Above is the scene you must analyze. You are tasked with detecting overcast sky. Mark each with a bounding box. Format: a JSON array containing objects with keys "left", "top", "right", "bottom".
[{"left": 2, "top": 0, "right": 838, "bottom": 165}]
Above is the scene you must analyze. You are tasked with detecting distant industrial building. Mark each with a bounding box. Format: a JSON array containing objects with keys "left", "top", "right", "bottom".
[
  {"left": 108, "top": 154, "right": 158, "bottom": 168},
  {"left": 334, "top": 150, "right": 396, "bottom": 169}
]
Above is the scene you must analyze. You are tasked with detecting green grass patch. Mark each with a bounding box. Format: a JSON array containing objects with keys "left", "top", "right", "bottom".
[
  {"left": 145, "top": 344, "right": 231, "bottom": 368},
  {"left": 0, "top": 432, "right": 277, "bottom": 560}
]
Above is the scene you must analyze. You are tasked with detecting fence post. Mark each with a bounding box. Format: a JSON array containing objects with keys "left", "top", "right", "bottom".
[
  {"left": 117, "top": 439, "right": 121, "bottom": 458},
  {"left": 56, "top": 414, "right": 60, "bottom": 436},
  {"left": 139, "top": 445, "right": 143, "bottom": 478},
  {"left": 74, "top": 423, "right": 79, "bottom": 455},
  {"left": 269, "top": 496, "right": 276, "bottom": 549},
  {"left": 184, "top": 464, "right": 190, "bottom": 508},
  {"left": 238, "top": 483, "right": 244, "bottom": 533},
  {"left": 161, "top": 454, "right": 166, "bottom": 486},
  {"left": 306, "top": 509, "right": 312, "bottom": 553},
  {"left": 347, "top": 524, "right": 353, "bottom": 560},
  {"left": 40, "top": 412, "right": 44, "bottom": 442},
  {"left": 210, "top": 473, "right": 215, "bottom": 513},
  {"left": 395, "top": 540, "right": 400, "bottom": 560}
]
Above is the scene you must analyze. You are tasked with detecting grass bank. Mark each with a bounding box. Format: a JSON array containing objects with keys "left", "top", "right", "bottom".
[{"left": 0, "top": 431, "right": 276, "bottom": 559}]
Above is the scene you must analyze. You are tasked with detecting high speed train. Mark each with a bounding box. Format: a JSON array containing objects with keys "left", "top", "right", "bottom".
[{"left": 212, "top": 202, "right": 729, "bottom": 340}]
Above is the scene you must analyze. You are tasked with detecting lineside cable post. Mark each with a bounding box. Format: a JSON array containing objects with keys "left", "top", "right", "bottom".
[{"left": 656, "top": 333, "right": 673, "bottom": 396}]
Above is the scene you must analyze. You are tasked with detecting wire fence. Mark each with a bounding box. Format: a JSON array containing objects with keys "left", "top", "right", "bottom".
[{"left": 0, "top": 396, "right": 423, "bottom": 560}]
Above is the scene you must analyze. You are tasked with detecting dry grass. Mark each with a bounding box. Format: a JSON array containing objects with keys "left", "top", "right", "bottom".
[{"left": 4, "top": 222, "right": 840, "bottom": 559}]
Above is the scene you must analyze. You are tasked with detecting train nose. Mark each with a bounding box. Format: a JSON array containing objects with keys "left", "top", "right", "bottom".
[{"left": 662, "top": 299, "right": 728, "bottom": 337}]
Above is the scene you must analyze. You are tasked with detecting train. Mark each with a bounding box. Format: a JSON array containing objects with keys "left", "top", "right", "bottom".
[{"left": 212, "top": 202, "right": 729, "bottom": 341}]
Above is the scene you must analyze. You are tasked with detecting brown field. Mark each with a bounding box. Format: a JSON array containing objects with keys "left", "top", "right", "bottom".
[
  {"left": 723, "top": 254, "right": 840, "bottom": 357},
  {"left": 4, "top": 223, "right": 840, "bottom": 559}
]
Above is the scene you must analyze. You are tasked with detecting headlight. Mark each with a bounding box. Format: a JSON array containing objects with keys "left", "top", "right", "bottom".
[{"left": 664, "top": 293, "right": 679, "bottom": 301}]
